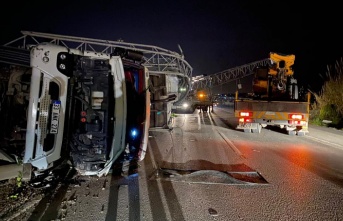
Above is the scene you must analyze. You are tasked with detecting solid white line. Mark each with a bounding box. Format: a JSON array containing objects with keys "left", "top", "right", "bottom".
[
  {"left": 207, "top": 112, "right": 245, "bottom": 159},
  {"left": 304, "top": 135, "right": 343, "bottom": 150},
  {"left": 217, "top": 130, "right": 246, "bottom": 159},
  {"left": 197, "top": 114, "right": 201, "bottom": 130}
]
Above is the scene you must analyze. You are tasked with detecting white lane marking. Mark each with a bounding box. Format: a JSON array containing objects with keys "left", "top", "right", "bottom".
[
  {"left": 207, "top": 111, "right": 245, "bottom": 159},
  {"left": 304, "top": 135, "right": 343, "bottom": 150},
  {"left": 197, "top": 114, "right": 201, "bottom": 130},
  {"left": 217, "top": 130, "right": 246, "bottom": 159}
]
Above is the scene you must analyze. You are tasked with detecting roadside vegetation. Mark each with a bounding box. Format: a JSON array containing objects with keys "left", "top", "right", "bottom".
[{"left": 309, "top": 58, "right": 343, "bottom": 129}]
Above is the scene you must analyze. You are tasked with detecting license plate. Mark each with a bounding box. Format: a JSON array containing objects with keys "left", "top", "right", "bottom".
[{"left": 50, "top": 100, "right": 61, "bottom": 134}]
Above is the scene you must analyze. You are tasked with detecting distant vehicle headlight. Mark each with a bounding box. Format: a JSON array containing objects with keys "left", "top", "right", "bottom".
[{"left": 182, "top": 103, "right": 189, "bottom": 108}]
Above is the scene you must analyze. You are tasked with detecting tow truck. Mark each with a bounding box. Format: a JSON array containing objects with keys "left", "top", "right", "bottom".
[
  {"left": 190, "top": 52, "right": 310, "bottom": 135},
  {"left": 234, "top": 52, "right": 310, "bottom": 136}
]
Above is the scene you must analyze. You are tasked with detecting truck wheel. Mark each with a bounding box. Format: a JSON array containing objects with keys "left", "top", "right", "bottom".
[
  {"left": 288, "top": 130, "right": 296, "bottom": 136},
  {"left": 297, "top": 131, "right": 306, "bottom": 136},
  {"left": 244, "top": 128, "right": 251, "bottom": 133},
  {"left": 252, "top": 124, "right": 262, "bottom": 133}
]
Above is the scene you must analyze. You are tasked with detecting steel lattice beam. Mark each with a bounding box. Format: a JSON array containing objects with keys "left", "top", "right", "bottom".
[
  {"left": 191, "top": 59, "right": 270, "bottom": 90},
  {"left": 1, "top": 31, "right": 192, "bottom": 78}
]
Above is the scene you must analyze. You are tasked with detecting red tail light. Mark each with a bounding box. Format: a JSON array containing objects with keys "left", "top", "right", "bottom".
[
  {"left": 239, "top": 111, "right": 252, "bottom": 123},
  {"left": 239, "top": 118, "right": 252, "bottom": 123},
  {"left": 289, "top": 114, "right": 303, "bottom": 120},
  {"left": 288, "top": 120, "right": 307, "bottom": 125},
  {"left": 240, "top": 112, "right": 252, "bottom": 117}
]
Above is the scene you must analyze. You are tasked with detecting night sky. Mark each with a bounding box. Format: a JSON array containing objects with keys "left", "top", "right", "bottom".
[{"left": 1, "top": 1, "right": 342, "bottom": 93}]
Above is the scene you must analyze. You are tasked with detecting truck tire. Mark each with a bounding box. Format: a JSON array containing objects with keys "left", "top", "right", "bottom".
[
  {"left": 288, "top": 130, "right": 296, "bottom": 136},
  {"left": 297, "top": 131, "right": 306, "bottom": 136}
]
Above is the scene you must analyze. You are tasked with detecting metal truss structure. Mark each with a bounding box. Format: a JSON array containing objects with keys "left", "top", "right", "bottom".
[
  {"left": 191, "top": 59, "right": 270, "bottom": 90},
  {"left": 0, "top": 30, "right": 192, "bottom": 79}
]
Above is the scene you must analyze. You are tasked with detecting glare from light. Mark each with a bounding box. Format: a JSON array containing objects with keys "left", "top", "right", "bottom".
[{"left": 130, "top": 128, "right": 138, "bottom": 138}]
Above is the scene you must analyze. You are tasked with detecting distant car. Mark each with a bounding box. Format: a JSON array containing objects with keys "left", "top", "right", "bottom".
[{"left": 173, "top": 100, "right": 195, "bottom": 113}]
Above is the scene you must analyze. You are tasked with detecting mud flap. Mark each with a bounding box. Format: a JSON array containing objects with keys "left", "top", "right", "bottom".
[
  {"left": 238, "top": 123, "right": 260, "bottom": 133},
  {"left": 251, "top": 123, "right": 262, "bottom": 133},
  {"left": 22, "top": 163, "right": 32, "bottom": 182}
]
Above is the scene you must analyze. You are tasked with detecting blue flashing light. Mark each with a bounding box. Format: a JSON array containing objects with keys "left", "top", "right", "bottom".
[{"left": 130, "top": 128, "right": 138, "bottom": 139}]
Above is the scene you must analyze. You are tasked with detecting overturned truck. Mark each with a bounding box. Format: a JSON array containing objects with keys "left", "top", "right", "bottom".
[
  {"left": 0, "top": 31, "right": 192, "bottom": 182},
  {"left": 1, "top": 43, "right": 150, "bottom": 180}
]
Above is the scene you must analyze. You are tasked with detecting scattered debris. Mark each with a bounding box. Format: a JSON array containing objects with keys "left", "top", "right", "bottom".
[{"left": 208, "top": 208, "right": 218, "bottom": 216}]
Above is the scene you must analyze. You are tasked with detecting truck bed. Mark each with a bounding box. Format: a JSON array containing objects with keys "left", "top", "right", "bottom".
[
  {"left": 235, "top": 99, "right": 309, "bottom": 113},
  {"left": 234, "top": 98, "right": 310, "bottom": 135}
]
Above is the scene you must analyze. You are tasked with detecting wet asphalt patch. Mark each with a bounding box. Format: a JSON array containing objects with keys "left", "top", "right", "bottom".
[{"left": 150, "top": 167, "right": 268, "bottom": 185}]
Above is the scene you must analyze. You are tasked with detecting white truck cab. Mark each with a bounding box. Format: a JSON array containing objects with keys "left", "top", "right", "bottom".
[{"left": 22, "top": 43, "right": 150, "bottom": 180}]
